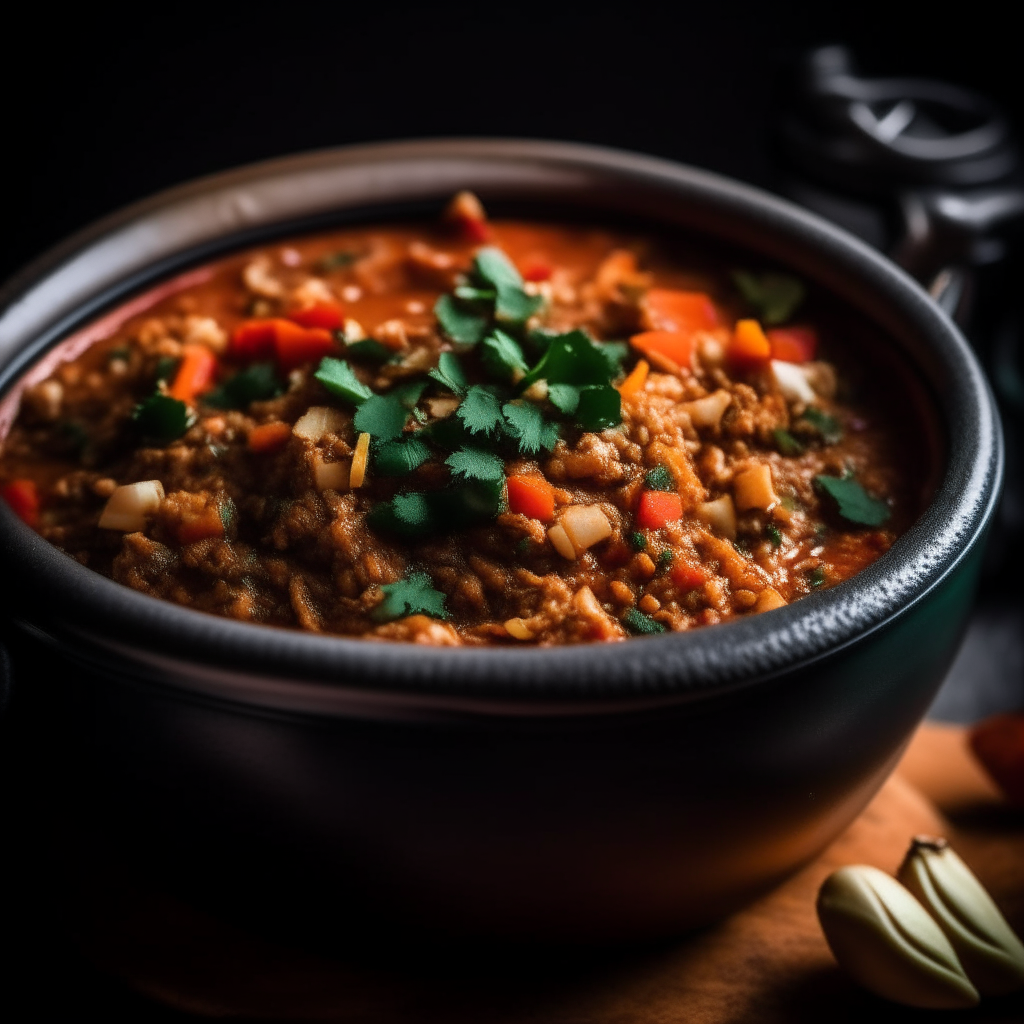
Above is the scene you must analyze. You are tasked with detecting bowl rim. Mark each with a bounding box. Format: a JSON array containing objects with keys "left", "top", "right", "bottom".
[{"left": 0, "top": 138, "right": 1004, "bottom": 713}]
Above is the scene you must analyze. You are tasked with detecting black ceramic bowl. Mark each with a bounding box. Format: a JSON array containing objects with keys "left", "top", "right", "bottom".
[{"left": 0, "top": 140, "right": 1003, "bottom": 943}]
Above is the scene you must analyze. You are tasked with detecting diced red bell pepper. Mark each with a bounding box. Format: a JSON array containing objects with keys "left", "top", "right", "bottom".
[
  {"left": 444, "top": 191, "right": 490, "bottom": 242},
  {"left": 231, "top": 319, "right": 277, "bottom": 361},
  {"left": 521, "top": 258, "right": 553, "bottom": 282},
  {"left": 644, "top": 289, "right": 718, "bottom": 333},
  {"left": 289, "top": 302, "right": 345, "bottom": 331},
  {"left": 247, "top": 421, "right": 292, "bottom": 453},
  {"left": 169, "top": 344, "right": 219, "bottom": 404},
  {"left": 629, "top": 330, "right": 695, "bottom": 370},
  {"left": 728, "top": 319, "right": 772, "bottom": 370},
  {"left": 636, "top": 490, "right": 683, "bottom": 530},
  {"left": 767, "top": 326, "right": 818, "bottom": 364},
  {"left": 1, "top": 478, "right": 40, "bottom": 528},
  {"left": 506, "top": 475, "right": 555, "bottom": 521},
  {"left": 272, "top": 320, "right": 338, "bottom": 371},
  {"left": 670, "top": 560, "right": 710, "bottom": 590}
]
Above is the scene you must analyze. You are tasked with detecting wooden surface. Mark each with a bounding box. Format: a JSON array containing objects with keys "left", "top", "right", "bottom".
[{"left": 67, "top": 724, "right": 1024, "bottom": 1022}]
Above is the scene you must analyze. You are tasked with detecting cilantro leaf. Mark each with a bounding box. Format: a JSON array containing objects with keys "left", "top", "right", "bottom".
[
  {"left": 802, "top": 407, "right": 843, "bottom": 445},
  {"left": 597, "top": 341, "right": 630, "bottom": 377},
  {"left": 547, "top": 382, "right": 581, "bottom": 415},
  {"left": 457, "top": 385, "right": 505, "bottom": 436},
  {"left": 814, "top": 474, "right": 891, "bottom": 526},
  {"left": 454, "top": 285, "right": 496, "bottom": 302},
  {"left": 623, "top": 608, "right": 666, "bottom": 636},
  {"left": 354, "top": 394, "right": 410, "bottom": 441},
  {"left": 132, "top": 392, "right": 195, "bottom": 443},
  {"left": 732, "top": 270, "right": 805, "bottom": 326},
  {"left": 519, "top": 329, "right": 614, "bottom": 391},
  {"left": 773, "top": 427, "right": 805, "bottom": 456},
  {"left": 501, "top": 401, "right": 560, "bottom": 455},
  {"left": 154, "top": 355, "right": 179, "bottom": 384},
  {"left": 204, "top": 362, "right": 284, "bottom": 410},
  {"left": 434, "top": 294, "right": 489, "bottom": 345},
  {"left": 368, "top": 491, "right": 436, "bottom": 536},
  {"left": 445, "top": 447, "right": 505, "bottom": 482},
  {"left": 428, "top": 351, "right": 468, "bottom": 396},
  {"left": 314, "top": 357, "right": 373, "bottom": 405},
  {"left": 629, "top": 531, "right": 647, "bottom": 551},
  {"left": 375, "top": 437, "right": 431, "bottom": 476},
  {"left": 318, "top": 250, "right": 361, "bottom": 271},
  {"left": 480, "top": 330, "right": 528, "bottom": 383},
  {"left": 392, "top": 379, "right": 428, "bottom": 409},
  {"left": 345, "top": 339, "right": 392, "bottom": 362},
  {"left": 575, "top": 385, "right": 621, "bottom": 431},
  {"left": 473, "top": 247, "right": 543, "bottom": 325},
  {"left": 373, "top": 571, "right": 448, "bottom": 622},
  {"left": 644, "top": 465, "right": 675, "bottom": 492}
]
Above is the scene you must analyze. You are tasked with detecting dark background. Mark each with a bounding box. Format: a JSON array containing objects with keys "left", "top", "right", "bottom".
[{"left": 1, "top": 5, "right": 1021, "bottom": 1019}]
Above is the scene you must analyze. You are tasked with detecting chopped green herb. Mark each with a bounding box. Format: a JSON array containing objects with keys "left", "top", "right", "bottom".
[
  {"left": 446, "top": 447, "right": 505, "bottom": 482},
  {"left": 597, "top": 341, "right": 630, "bottom": 377},
  {"left": 657, "top": 550, "right": 674, "bottom": 571},
  {"left": 457, "top": 385, "right": 505, "bottom": 436},
  {"left": 644, "top": 465, "right": 675, "bottom": 492},
  {"left": 814, "top": 474, "right": 891, "bottom": 526},
  {"left": 629, "top": 531, "right": 647, "bottom": 551},
  {"left": 515, "top": 537, "right": 532, "bottom": 557},
  {"left": 733, "top": 539, "right": 752, "bottom": 557},
  {"left": 314, "top": 357, "right": 373, "bottom": 405},
  {"left": 807, "top": 566, "right": 827, "bottom": 588},
  {"left": 732, "top": 270, "right": 805, "bottom": 325},
  {"left": 132, "top": 392, "right": 194, "bottom": 443},
  {"left": 575, "top": 385, "right": 621, "bottom": 431},
  {"left": 392, "top": 379, "right": 428, "bottom": 409},
  {"left": 218, "top": 496, "right": 237, "bottom": 533},
  {"left": 204, "top": 363, "right": 284, "bottom": 410},
  {"left": 766, "top": 523, "right": 783, "bottom": 548},
  {"left": 519, "top": 329, "right": 613, "bottom": 391},
  {"left": 353, "top": 393, "right": 412, "bottom": 442},
  {"left": 801, "top": 406, "right": 843, "bottom": 445},
  {"left": 375, "top": 438, "right": 431, "bottom": 476},
  {"left": 623, "top": 608, "right": 666, "bottom": 636},
  {"left": 501, "top": 401, "right": 560, "bottom": 455},
  {"left": 434, "top": 294, "right": 489, "bottom": 345},
  {"left": 345, "top": 339, "right": 392, "bottom": 362},
  {"left": 472, "top": 247, "right": 543, "bottom": 325},
  {"left": 373, "top": 571, "right": 448, "bottom": 622},
  {"left": 154, "top": 355, "right": 179, "bottom": 384},
  {"left": 369, "top": 491, "right": 436, "bottom": 536},
  {"left": 547, "top": 383, "right": 580, "bottom": 415},
  {"left": 454, "top": 285, "right": 497, "bottom": 302},
  {"left": 480, "top": 330, "right": 528, "bottom": 383},
  {"left": 773, "top": 428, "right": 805, "bottom": 456},
  {"left": 429, "top": 351, "right": 469, "bottom": 396},
  {"left": 318, "top": 250, "right": 360, "bottom": 271}
]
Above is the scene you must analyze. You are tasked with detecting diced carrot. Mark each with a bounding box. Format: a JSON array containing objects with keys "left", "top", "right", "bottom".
[
  {"left": 231, "top": 319, "right": 276, "bottom": 360},
  {"left": 617, "top": 359, "right": 649, "bottom": 400},
  {"left": 636, "top": 490, "right": 683, "bottom": 530},
  {"left": 506, "top": 475, "right": 555, "bottom": 521},
  {"left": 169, "top": 344, "right": 219, "bottom": 404},
  {"left": 272, "top": 320, "right": 338, "bottom": 371},
  {"left": 247, "top": 421, "right": 292, "bottom": 453},
  {"left": 289, "top": 302, "right": 345, "bottom": 331},
  {"left": 970, "top": 713, "right": 1024, "bottom": 805},
  {"left": 176, "top": 505, "right": 225, "bottom": 545},
  {"left": 629, "top": 331, "right": 695, "bottom": 370},
  {"left": 728, "top": 319, "right": 772, "bottom": 369},
  {"left": 671, "top": 560, "right": 710, "bottom": 590},
  {"left": 1, "top": 478, "right": 40, "bottom": 528},
  {"left": 767, "top": 326, "right": 817, "bottom": 364},
  {"left": 644, "top": 289, "right": 718, "bottom": 333},
  {"left": 521, "top": 258, "right": 553, "bottom": 282}
]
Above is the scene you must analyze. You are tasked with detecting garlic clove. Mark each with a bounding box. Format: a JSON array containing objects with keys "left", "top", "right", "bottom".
[
  {"left": 897, "top": 836, "right": 1024, "bottom": 995},
  {"left": 817, "top": 865, "right": 979, "bottom": 1009}
]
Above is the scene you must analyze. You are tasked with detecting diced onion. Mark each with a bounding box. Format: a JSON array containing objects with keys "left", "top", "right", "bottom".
[
  {"left": 504, "top": 618, "right": 535, "bottom": 640},
  {"left": 681, "top": 389, "right": 732, "bottom": 428},
  {"left": 98, "top": 480, "right": 165, "bottom": 532},
  {"left": 349, "top": 432, "right": 370, "bottom": 488},
  {"left": 770, "top": 360, "right": 817, "bottom": 404},
  {"left": 547, "top": 522, "right": 576, "bottom": 560},
  {"left": 560, "top": 505, "right": 613, "bottom": 554},
  {"left": 733, "top": 464, "right": 779, "bottom": 512},
  {"left": 293, "top": 406, "right": 346, "bottom": 442},
  {"left": 343, "top": 318, "right": 366, "bottom": 342},
  {"left": 754, "top": 588, "right": 787, "bottom": 613},
  {"left": 314, "top": 459, "right": 349, "bottom": 491},
  {"left": 695, "top": 494, "right": 737, "bottom": 540}
]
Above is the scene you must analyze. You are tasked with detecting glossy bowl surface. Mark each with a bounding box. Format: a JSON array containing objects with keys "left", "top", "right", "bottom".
[{"left": 0, "top": 140, "right": 1003, "bottom": 941}]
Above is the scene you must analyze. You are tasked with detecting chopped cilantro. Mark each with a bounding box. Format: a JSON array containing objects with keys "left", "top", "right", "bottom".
[
  {"left": 480, "top": 330, "right": 528, "bottom": 383},
  {"left": 132, "top": 392, "right": 194, "bottom": 443},
  {"left": 519, "top": 329, "right": 613, "bottom": 391},
  {"left": 314, "top": 357, "right": 373, "bottom": 405},
  {"left": 454, "top": 285, "right": 497, "bottom": 302},
  {"left": 657, "top": 550, "right": 674, "bottom": 571},
  {"left": 429, "top": 351, "right": 469, "bottom": 396},
  {"left": 515, "top": 537, "right": 532, "bottom": 557},
  {"left": 368, "top": 491, "right": 436, "bottom": 536},
  {"left": 345, "top": 339, "right": 392, "bottom": 362},
  {"left": 575, "top": 385, "right": 621, "bottom": 431},
  {"left": 392, "top": 379, "right": 428, "bottom": 409},
  {"left": 807, "top": 566, "right": 827, "bottom": 588},
  {"left": 457, "top": 385, "right": 505, "bottom": 436},
  {"left": 218, "top": 496, "right": 237, "bottom": 533},
  {"left": 801, "top": 406, "right": 843, "bottom": 445},
  {"left": 472, "top": 247, "right": 543, "bottom": 325},
  {"left": 375, "top": 438, "right": 431, "bottom": 476},
  {"left": 434, "top": 294, "right": 489, "bottom": 345},
  {"left": 597, "top": 341, "right": 630, "bottom": 377},
  {"left": 623, "top": 608, "right": 666, "bottom": 636},
  {"left": 629, "top": 531, "right": 647, "bottom": 551},
  {"left": 318, "top": 250, "right": 360, "bottom": 271},
  {"left": 814, "top": 474, "right": 891, "bottom": 526},
  {"left": 773, "top": 428, "right": 805, "bottom": 456},
  {"left": 445, "top": 447, "right": 505, "bottom": 482},
  {"left": 547, "top": 383, "right": 580, "bottom": 414},
  {"left": 154, "top": 355, "right": 179, "bottom": 384},
  {"left": 354, "top": 393, "right": 411, "bottom": 442},
  {"left": 644, "top": 465, "right": 675, "bottom": 492},
  {"left": 501, "top": 401, "right": 560, "bottom": 454},
  {"left": 766, "top": 523, "right": 783, "bottom": 548},
  {"left": 373, "top": 571, "right": 448, "bottom": 622},
  {"left": 204, "top": 363, "right": 284, "bottom": 410},
  {"left": 732, "top": 270, "right": 805, "bottom": 326}
]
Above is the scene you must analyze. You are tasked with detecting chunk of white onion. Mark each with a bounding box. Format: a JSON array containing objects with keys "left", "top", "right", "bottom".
[
  {"left": 98, "top": 480, "right": 165, "bottom": 532},
  {"left": 695, "top": 494, "right": 737, "bottom": 540},
  {"left": 560, "top": 505, "right": 613, "bottom": 554},
  {"left": 770, "top": 360, "right": 817, "bottom": 405},
  {"left": 547, "top": 522, "right": 576, "bottom": 560},
  {"left": 681, "top": 388, "right": 732, "bottom": 428},
  {"left": 293, "top": 406, "right": 346, "bottom": 442},
  {"left": 314, "top": 459, "right": 349, "bottom": 491}
]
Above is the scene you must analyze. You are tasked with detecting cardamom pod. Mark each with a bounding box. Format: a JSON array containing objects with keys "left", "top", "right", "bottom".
[
  {"left": 817, "top": 865, "right": 979, "bottom": 1008},
  {"left": 897, "top": 835, "right": 1024, "bottom": 995}
]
